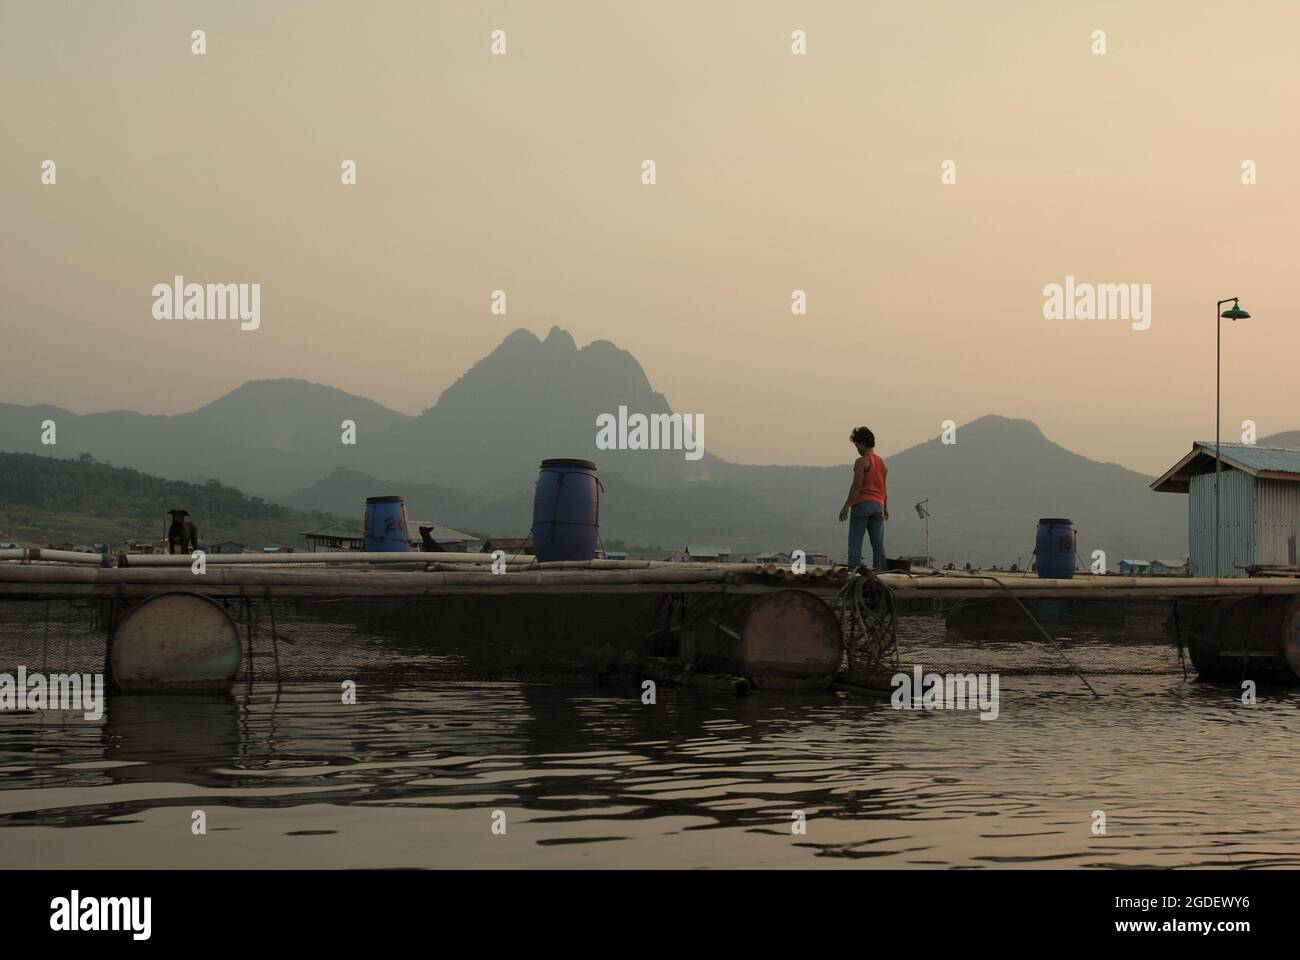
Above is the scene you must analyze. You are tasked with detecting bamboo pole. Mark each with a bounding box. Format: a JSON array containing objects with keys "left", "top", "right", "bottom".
[
  {"left": 0, "top": 581, "right": 734, "bottom": 600},
  {"left": 751, "top": 572, "right": 1300, "bottom": 597},
  {"left": 7, "top": 563, "right": 1299, "bottom": 594},
  {"left": 534, "top": 558, "right": 681, "bottom": 570},
  {"left": 0, "top": 561, "right": 737, "bottom": 600},
  {"left": 2, "top": 560, "right": 1298, "bottom": 602},
  {"left": 0, "top": 548, "right": 106, "bottom": 565},
  {"left": 425, "top": 562, "right": 535, "bottom": 573},
  {"left": 2, "top": 577, "right": 1297, "bottom": 601},
  {"left": 121, "top": 551, "right": 535, "bottom": 567},
  {"left": 0, "top": 564, "right": 733, "bottom": 588}
]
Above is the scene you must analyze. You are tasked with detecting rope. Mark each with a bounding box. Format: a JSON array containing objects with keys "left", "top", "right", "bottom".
[
  {"left": 1239, "top": 595, "right": 1257, "bottom": 688},
  {"left": 547, "top": 472, "right": 565, "bottom": 541},
  {"left": 833, "top": 568, "right": 898, "bottom": 674},
  {"left": 62, "top": 598, "right": 72, "bottom": 670},
  {"left": 237, "top": 588, "right": 254, "bottom": 685},
  {"left": 843, "top": 569, "right": 1101, "bottom": 698},
  {"left": 265, "top": 588, "right": 283, "bottom": 692},
  {"left": 927, "top": 572, "right": 1101, "bottom": 698},
  {"left": 536, "top": 469, "right": 602, "bottom": 542},
  {"left": 1170, "top": 599, "right": 1188, "bottom": 680},
  {"left": 40, "top": 598, "right": 50, "bottom": 674}
]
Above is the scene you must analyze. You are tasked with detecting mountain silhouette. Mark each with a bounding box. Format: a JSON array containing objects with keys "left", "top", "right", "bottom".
[
  {"left": 1, "top": 327, "right": 1207, "bottom": 564},
  {"left": 0, "top": 380, "right": 406, "bottom": 496},
  {"left": 367, "top": 325, "right": 713, "bottom": 494},
  {"left": 1261, "top": 430, "right": 1300, "bottom": 449}
]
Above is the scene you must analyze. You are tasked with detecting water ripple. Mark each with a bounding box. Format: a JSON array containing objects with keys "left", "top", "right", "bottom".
[{"left": 2, "top": 675, "right": 1298, "bottom": 868}]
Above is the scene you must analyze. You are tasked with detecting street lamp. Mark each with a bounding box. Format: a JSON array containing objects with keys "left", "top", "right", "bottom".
[
  {"left": 1215, "top": 297, "right": 1251, "bottom": 578},
  {"left": 914, "top": 499, "right": 930, "bottom": 567}
]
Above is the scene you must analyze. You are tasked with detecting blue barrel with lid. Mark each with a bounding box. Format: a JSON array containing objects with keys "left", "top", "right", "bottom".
[
  {"left": 531, "top": 459, "right": 600, "bottom": 562},
  {"left": 1033, "top": 518, "right": 1075, "bottom": 579},
  {"left": 364, "top": 495, "right": 410, "bottom": 552}
]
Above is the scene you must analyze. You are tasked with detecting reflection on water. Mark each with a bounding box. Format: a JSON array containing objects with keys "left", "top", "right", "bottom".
[{"left": 2, "top": 668, "right": 1298, "bottom": 869}]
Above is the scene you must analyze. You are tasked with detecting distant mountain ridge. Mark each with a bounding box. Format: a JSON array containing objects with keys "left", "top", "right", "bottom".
[
  {"left": 0, "top": 380, "right": 407, "bottom": 497},
  {"left": 0, "top": 325, "right": 1257, "bottom": 563},
  {"left": 0, "top": 451, "right": 336, "bottom": 549},
  {"left": 1261, "top": 430, "right": 1300, "bottom": 449},
  {"left": 365, "top": 326, "right": 713, "bottom": 493},
  {"left": 283, "top": 416, "right": 1193, "bottom": 566}
]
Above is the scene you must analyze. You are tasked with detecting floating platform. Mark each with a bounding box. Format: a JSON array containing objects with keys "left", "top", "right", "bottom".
[
  {"left": 3, "top": 557, "right": 1300, "bottom": 690},
  {"left": 5, "top": 556, "right": 1300, "bottom": 600}
]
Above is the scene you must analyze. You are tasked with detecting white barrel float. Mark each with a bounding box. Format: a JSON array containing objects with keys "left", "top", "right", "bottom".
[
  {"left": 111, "top": 592, "right": 242, "bottom": 692},
  {"left": 678, "top": 589, "right": 842, "bottom": 682}
]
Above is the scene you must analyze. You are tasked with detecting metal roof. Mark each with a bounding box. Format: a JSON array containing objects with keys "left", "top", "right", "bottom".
[
  {"left": 302, "top": 520, "right": 477, "bottom": 542},
  {"left": 412, "top": 522, "right": 477, "bottom": 542},
  {"left": 1194, "top": 442, "right": 1300, "bottom": 474},
  {"left": 1151, "top": 443, "right": 1300, "bottom": 493},
  {"left": 686, "top": 545, "right": 731, "bottom": 555},
  {"left": 302, "top": 520, "right": 364, "bottom": 539}
]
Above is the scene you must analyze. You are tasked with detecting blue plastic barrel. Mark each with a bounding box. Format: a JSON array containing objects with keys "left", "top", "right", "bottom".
[
  {"left": 363, "top": 495, "right": 410, "bottom": 552},
  {"left": 1033, "top": 518, "right": 1075, "bottom": 579},
  {"left": 531, "top": 459, "right": 600, "bottom": 562}
]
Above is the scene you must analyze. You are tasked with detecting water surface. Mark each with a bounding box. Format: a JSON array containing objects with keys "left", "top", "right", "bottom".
[{"left": 3, "top": 672, "right": 1296, "bottom": 869}]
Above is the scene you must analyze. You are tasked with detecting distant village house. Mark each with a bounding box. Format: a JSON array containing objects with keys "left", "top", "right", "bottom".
[
  {"left": 481, "top": 537, "right": 533, "bottom": 556},
  {"left": 303, "top": 520, "right": 478, "bottom": 553},
  {"left": 684, "top": 545, "right": 731, "bottom": 563},
  {"left": 1116, "top": 559, "right": 1189, "bottom": 577},
  {"left": 415, "top": 523, "right": 479, "bottom": 553}
]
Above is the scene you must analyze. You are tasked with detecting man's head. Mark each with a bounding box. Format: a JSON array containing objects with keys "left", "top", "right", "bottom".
[
  {"left": 849, "top": 426, "right": 875, "bottom": 454},
  {"left": 168, "top": 509, "right": 189, "bottom": 523}
]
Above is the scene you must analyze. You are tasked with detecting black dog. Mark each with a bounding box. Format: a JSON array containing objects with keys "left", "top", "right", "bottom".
[{"left": 167, "top": 509, "right": 199, "bottom": 554}]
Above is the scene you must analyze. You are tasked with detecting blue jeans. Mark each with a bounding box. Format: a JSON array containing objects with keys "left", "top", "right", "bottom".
[{"left": 848, "top": 501, "right": 885, "bottom": 571}]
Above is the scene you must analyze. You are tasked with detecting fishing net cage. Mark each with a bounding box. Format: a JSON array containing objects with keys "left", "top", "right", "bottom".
[
  {"left": 0, "top": 595, "right": 559, "bottom": 687},
  {"left": 0, "top": 585, "right": 1193, "bottom": 689},
  {"left": 829, "top": 568, "right": 1192, "bottom": 678}
]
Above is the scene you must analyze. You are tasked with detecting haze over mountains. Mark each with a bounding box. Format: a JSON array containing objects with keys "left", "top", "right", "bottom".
[{"left": 5, "top": 326, "right": 1289, "bottom": 564}]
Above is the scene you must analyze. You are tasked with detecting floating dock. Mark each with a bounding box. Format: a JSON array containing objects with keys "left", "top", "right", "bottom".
[
  {"left": 6, "top": 553, "right": 1300, "bottom": 599},
  {"left": 2, "top": 555, "right": 1299, "bottom": 690}
]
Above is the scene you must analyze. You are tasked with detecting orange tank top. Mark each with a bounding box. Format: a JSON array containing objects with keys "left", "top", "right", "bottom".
[{"left": 852, "top": 452, "right": 887, "bottom": 505}]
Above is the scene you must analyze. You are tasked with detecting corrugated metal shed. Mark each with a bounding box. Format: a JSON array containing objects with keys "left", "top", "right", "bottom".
[
  {"left": 1193, "top": 442, "right": 1300, "bottom": 475},
  {"left": 1188, "top": 469, "right": 1255, "bottom": 577},
  {"left": 1156, "top": 442, "right": 1300, "bottom": 576},
  {"left": 1152, "top": 443, "right": 1300, "bottom": 493},
  {"left": 1256, "top": 479, "right": 1300, "bottom": 567}
]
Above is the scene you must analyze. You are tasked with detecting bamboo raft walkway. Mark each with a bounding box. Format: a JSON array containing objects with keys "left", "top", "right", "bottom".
[
  {"left": 5, "top": 552, "right": 1299, "bottom": 692},
  {"left": 3, "top": 551, "right": 1300, "bottom": 601}
]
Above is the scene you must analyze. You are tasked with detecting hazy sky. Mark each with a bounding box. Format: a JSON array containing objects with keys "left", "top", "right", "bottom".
[{"left": 2, "top": 1, "right": 1297, "bottom": 475}]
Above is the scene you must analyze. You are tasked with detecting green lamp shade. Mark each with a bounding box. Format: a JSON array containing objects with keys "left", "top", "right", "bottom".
[{"left": 1221, "top": 303, "right": 1251, "bottom": 320}]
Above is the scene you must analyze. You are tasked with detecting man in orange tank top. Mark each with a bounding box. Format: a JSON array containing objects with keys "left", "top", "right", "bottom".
[{"left": 838, "top": 426, "right": 888, "bottom": 571}]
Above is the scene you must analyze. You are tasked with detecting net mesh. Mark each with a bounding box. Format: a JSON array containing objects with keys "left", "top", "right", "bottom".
[
  {"left": 892, "top": 597, "right": 1186, "bottom": 676},
  {"left": 0, "top": 591, "right": 1188, "bottom": 685}
]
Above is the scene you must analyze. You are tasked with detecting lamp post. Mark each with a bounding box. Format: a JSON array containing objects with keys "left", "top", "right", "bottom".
[
  {"left": 914, "top": 499, "right": 930, "bottom": 567},
  {"left": 1215, "top": 298, "right": 1251, "bottom": 578}
]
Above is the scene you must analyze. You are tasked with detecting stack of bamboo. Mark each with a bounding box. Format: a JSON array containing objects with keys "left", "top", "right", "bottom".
[
  {"left": 753, "top": 562, "right": 850, "bottom": 581},
  {"left": 115, "top": 551, "right": 851, "bottom": 579}
]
